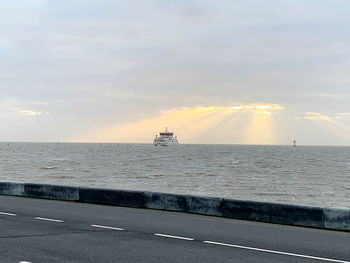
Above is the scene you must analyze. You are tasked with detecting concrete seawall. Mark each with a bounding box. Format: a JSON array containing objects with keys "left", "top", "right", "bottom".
[{"left": 1, "top": 182, "right": 349, "bottom": 232}]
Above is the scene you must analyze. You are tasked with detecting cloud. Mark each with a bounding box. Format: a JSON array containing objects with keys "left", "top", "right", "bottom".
[
  {"left": 334, "top": 112, "right": 350, "bottom": 119},
  {"left": 1, "top": 1, "right": 350, "bottom": 144},
  {"left": 195, "top": 104, "right": 284, "bottom": 115},
  {"left": 19, "top": 110, "right": 44, "bottom": 116},
  {"left": 306, "top": 112, "right": 321, "bottom": 115},
  {"left": 295, "top": 112, "right": 332, "bottom": 121},
  {"left": 303, "top": 115, "right": 331, "bottom": 121}
]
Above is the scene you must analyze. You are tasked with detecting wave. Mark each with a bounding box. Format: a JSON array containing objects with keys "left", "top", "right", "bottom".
[{"left": 40, "top": 166, "right": 61, "bottom": 170}]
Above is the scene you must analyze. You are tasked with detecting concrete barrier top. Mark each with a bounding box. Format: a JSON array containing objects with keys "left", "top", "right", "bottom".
[{"left": 0, "top": 181, "right": 349, "bottom": 232}]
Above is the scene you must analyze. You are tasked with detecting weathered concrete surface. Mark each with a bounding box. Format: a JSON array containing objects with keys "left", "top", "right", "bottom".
[
  {"left": 0, "top": 182, "right": 24, "bottom": 196},
  {"left": 144, "top": 192, "right": 188, "bottom": 212},
  {"left": 24, "top": 183, "right": 79, "bottom": 201},
  {"left": 185, "top": 195, "right": 222, "bottom": 216},
  {"left": 220, "top": 199, "right": 324, "bottom": 228},
  {"left": 79, "top": 187, "right": 144, "bottom": 208},
  {"left": 1, "top": 182, "right": 350, "bottom": 232},
  {"left": 144, "top": 192, "right": 222, "bottom": 216},
  {"left": 324, "top": 208, "right": 350, "bottom": 231}
]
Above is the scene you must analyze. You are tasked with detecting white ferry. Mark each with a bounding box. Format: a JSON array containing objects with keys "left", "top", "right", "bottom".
[{"left": 154, "top": 128, "right": 179, "bottom": 146}]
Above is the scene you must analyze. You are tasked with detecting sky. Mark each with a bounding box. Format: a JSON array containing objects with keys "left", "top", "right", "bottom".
[{"left": 1, "top": 0, "right": 350, "bottom": 145}]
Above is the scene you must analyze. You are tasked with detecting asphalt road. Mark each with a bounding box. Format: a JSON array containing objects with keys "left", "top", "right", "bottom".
[{"left": 0, "top": 195, "right": 349, "bottom": 263}]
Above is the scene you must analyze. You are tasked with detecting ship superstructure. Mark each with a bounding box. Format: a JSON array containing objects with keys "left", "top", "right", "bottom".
[{"left": 153, "top": 128, "right": 178, "bottom": 146}]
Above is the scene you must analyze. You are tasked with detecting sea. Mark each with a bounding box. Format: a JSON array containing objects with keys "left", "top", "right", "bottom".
[{"left": 0, "top": 142, "right": 349, "bottom": 209}]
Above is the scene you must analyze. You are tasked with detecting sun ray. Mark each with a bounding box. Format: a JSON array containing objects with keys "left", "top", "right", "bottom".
[
  {"left": 196, "top": 109, "right": 249, "bottom": 144},
  {"left": 304, "top": 117, "right": 350, "bottom": 143},
  {"left": 244, "top": 111, "right": 276, "bottom": 144},
  {"left": 72, "top": 104, "right": 284, "bottom": 143}
]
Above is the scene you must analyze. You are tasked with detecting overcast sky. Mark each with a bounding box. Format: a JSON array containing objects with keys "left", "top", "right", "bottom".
[{"left": 1, "top": 0, "right": 350, "bottom": 145}]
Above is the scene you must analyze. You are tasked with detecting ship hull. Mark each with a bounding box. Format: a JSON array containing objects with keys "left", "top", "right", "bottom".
[{"left": 153, "top": 140, "right": 178, "bottom": 146}]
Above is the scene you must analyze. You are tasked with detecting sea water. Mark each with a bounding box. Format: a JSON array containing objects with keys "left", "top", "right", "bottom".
[{"left": 0, "top": 142, "right": 349, "bottom": 208}]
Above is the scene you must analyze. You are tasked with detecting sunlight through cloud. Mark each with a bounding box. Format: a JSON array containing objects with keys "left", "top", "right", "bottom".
[
  {"left": 297, "top": 113, "right": 350, "bottom": 143},
  {"left": 303, "top": 115, "right": 331, "bottom": 121},
  {"left": 19, "top": 110, "right": 43, "bottom": 116},
  {"left": 74, "top": 104, "right": 284, "bottom": 144}
]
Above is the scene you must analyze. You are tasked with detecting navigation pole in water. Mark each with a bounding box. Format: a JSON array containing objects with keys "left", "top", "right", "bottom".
[{"left": 293, "top": 140, "right": 296, "bottom": 147}]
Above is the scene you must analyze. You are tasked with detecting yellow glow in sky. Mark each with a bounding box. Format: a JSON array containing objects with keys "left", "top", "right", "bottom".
[
  {"left": 303, "top": 115, "right": 331, "bottom": 121},
  {"left": 19, "top": 110, "right": 43, "bottom": 116},
  {"left": 74, "top": 104, "right": 284, "bottom": 144},
  {"left": 301, "top": 114, "right": 350, "bottom": 143},
  {"left": 244, "top": 111, "right": 276, "bottom": 144}
]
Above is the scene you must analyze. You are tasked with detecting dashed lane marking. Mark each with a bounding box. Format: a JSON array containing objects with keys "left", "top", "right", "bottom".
[
  {"left": 154, "top": 233, "right": 194, "bottom": 241},
  {"left": 35, "top": 217, "right": 63, "bottom": 223},
  {"left": 90, "top": 224, "right": 124, "bottom": 231},
  {"left": 3, "top": 212, "right": 349, "bottom": 263},
  {"left": 203, "top": 240, "right": 350, "bottom": 263},
  {"left": 0, "top": 211, "right": 17, "bottom": 216}
]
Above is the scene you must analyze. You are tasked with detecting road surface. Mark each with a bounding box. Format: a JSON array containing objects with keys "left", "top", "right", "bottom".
[{"left": 0, "top": 195, "right": 349, "bottom": 263}]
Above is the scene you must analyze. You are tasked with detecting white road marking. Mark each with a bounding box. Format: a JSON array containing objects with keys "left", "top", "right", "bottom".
[
  {"left": 154, "top": 233, "right": 194, "bottom": 241},
  {"left": 35, "top": 217, "right": 63, "bottom": 223},
  {"left": 204, "top": 241, "right": 350, "bottom": 263},
  {"left": 0, "top": 211, "right": 17, "bottom": 216},
  {"left": 90, "top": 224, "right": 124, "bottom": 231},
  {"left": 19, "top": 261, "right": 32, "bottom": 263}
]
